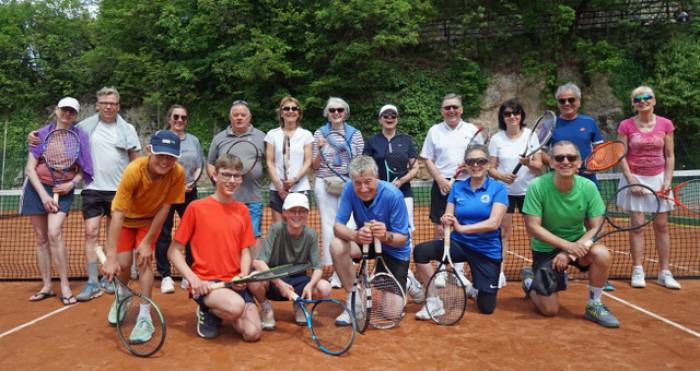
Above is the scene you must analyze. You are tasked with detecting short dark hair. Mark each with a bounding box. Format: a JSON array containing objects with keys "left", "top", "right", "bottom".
[{"left": 497, "top": 99, "right": 526, "bottom": 130}]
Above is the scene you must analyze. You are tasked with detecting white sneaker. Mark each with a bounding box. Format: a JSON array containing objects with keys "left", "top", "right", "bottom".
[
  {"left": 335, "top": 309, "right": 352, "bottom": 326},
  {"left": 434, "top": 272, "right": 447, "bottom": 288},
  {"left": 329, "top": 272, "right": 342, "bottom": 289},
  {"left": 466, "top": 283, "right": 478, "bottom": 299},
  {"left": 180, "top": 277, "right": 189, "bottom": 290},
  {"left": 631, "top": 269, "right": 646, "bottom": 288},
  {"left": 407, "top": 278, "right": 425, "bottom": 304},
  {"left": 160, "top": 276, "right": 175, "bottom": 294},
  {"left": 498, "top": 271, "right": 507, "bottom": 288},
  {"left": 415, "top": 297, "right": 445, "bottom": 321},
  {"left": 657, "top": 271, "right": 681, "bottom": 290},
  {"left": 260, "top": 305, "right": 276, "bottom": 331},
  {"left": 293, "top": 302, "right": 306, "bottom": 325}
]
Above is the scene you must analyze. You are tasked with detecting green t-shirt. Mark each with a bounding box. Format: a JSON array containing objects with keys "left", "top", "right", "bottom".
[
  {"left": 522, "top": 172, "right": 605, "bottom": 253},
  {"left": 257, "top": 221, "right": 321, "bottom": 270}
]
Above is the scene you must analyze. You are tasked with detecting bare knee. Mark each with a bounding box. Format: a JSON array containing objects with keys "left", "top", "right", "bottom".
[
  {"left": 241, "top": 325, "right": 262, "bottom": 342},
  {"left": 316, "top": 280, "right": 332, "bottom": 298},
  {"left": 536, "top": 302, "right": 560, "bottom": 317},
  {"left": 590, "top": 245, "right": 611, "bottom": 266}
]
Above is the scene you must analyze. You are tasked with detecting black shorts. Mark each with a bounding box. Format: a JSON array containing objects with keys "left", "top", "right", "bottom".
[
  {"left": 266, "top": 274, "right": 310, "bottom": 301},
  {"left": 269, "top": 190, "right": 308, "bottom": 213},
  {"left": 429, "top": 180, "right": 449, "bottom": 224},
  {"left": 507, "top": 195, "right": 525, "bottom": 214},
  {"left": 531, "top": 250, "right": 590, "bottom": 294},
  {"left": 354, "top": 250, "right": 409, "bottom": 292},
  {"left": 81, "top": 190, "right": 116, "bottom": 219},
  {"left": 413, "top": 239, "right": 502, "bottom": 294}
]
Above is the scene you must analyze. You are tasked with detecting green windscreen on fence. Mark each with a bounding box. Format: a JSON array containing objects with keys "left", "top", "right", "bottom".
[{"left": 1, "top": 171, "right": 698, "bottom": 281}]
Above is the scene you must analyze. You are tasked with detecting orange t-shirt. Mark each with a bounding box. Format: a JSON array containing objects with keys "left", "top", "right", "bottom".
[
  {"left": 111, "top": 156, "right": 185, "bottom": 228},
  {"left": 174, "top": 195, "right": 255, "bottom": 281}
]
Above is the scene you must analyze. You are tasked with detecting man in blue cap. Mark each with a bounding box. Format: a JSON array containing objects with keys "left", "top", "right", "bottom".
[{"left": 102, "top": 130, "right": 185, "bottom": 342}]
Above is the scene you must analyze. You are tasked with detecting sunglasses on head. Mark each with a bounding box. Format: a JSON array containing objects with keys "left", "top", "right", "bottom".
[
  {"left": 553, "top": 154, "right": 579, "bottom": 163},
  {"left": 282, "top": 106, "right": 299, "bottom": 112},
  {"left": 442, "top": 105, "right": 460, "bottom": 111},
  {"left": 328, "top": 107, "right": 345, "bottom": 114},
  {"left": 633, "top": 94, "right": 654, "bottom": 103},
  {"left": 557, "top": 97, "right": 577, "bottom": 105},
  {"left": 173, "top": 114, "right": 188, "bottom": 121},
  {"left": 465, "top": 158, "right": 488, "bottom": 167},
  {"left": 502, "top": 111, "right": 521, "bottom": 118},
  {"left": 381, "top": 114, "right": 397, "bottom": 120}
]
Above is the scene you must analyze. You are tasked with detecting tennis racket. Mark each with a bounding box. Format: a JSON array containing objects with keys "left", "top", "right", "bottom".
[
  {"left": 512, "top": 110, "right": 556, "bottom": 174},
  {"left": 584, "top": 140, "right": 627, "bottom": 172},
  {"left": 179, "top": 150, "right": 203, "bottom": 190},
  {"left": 350, "top": 242, "right": 371, "bottom": 333},
  {"left": 368, "top": 238, "right": 406, "bottom": 330},
  {"left": 439, "top": 127, "right": 490, "bottom": 196},
  {"left": 425, "top": 223, "right": 467, "bottom": 326},
  {"left": 319, "top": 131, "right": 353, "bottom": 182},
  {"left": 95, "top": 246, "right": 166, "bottom": 358},
  {"left": 208, "top": 263, "right": 311, "bottom": 290},
  {"left": 656, "top": 179, "right": 699, "bottom": 215},
  {"left": 383, "top": 134, "right": 418, "bottom": 184},
  {"left": 283, "top": 134, "right": 291, "bottom": 186},
  {"left": 224, "top": 139, "right": 261, "bottom": 176},
  {"left": 291, "top": 293, "right": 356, "bottom": 356},
  {"left": 43, "top": 129, "right": 81, "bottom": 203}
]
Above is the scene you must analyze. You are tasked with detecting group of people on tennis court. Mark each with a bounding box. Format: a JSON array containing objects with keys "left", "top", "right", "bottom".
[{"left": 21, "top": 80, "right": 678, "bottom": 342}]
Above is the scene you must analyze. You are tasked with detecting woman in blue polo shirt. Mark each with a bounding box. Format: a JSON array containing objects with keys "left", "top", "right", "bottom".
[{"left": 414, "top": 144, "right": 508, "bottom": 317}]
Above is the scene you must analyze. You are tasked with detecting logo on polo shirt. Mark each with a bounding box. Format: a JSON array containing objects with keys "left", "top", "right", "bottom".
[{"left": 480, "top": 194, "right": 490, "bottom": 203}]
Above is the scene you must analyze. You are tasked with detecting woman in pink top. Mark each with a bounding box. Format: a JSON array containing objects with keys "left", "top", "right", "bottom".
[{"left": 617, "top": 85, "right": 680, "bottom": 290}]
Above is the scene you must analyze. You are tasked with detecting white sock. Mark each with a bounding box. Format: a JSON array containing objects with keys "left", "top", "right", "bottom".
[
  {"left": 139, "top": 303, "right": 151, "bottom": 319},
  {"left": 261, "top": 300, "right": 272, "bottom": 311},
  {"left": 588, "top": 286, "right": 603, "bottom": 304}
]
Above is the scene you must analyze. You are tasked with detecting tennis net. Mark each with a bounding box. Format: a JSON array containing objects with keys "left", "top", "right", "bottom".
[{"left": 1, "top": 170, "right": 698, "bottom": 280}]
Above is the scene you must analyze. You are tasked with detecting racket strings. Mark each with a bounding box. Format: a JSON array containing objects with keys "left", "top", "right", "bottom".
[
  {"left": 117, "top": 296, "right": 165, "bottom": 357},
  {"left": 677, "top": 181, "right": 700, "bottom": 212},
  {"left": 587, "top": 142, "right": 626, "bottom": 171},
  {"left": 426, "top": 269, "right": 467, "bottom": 325},
  {"left": 309, "top": 300, "right": 355, "bottom": 355},
  {"left": 368, "top": 273, "right": 404, "bottom": 329},
  {"left": 610, "top": 184, "right": 660, "bottom": 230},
  {"left": 44, "top": 131, "right": 80, "bottom": 169}
]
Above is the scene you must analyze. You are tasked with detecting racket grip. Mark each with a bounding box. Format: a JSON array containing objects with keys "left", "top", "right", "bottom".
[
  {"left": 53, "top": 192, "right": 59, "bottom": 204},
  {"left": 568, "top": 240, "right": 595, "bottom": 261},
  {"left": 512, "top": 163, "right": 523, "bottom": 175},
  {"left": 443, "top": 225, "right": 451, "bottom": 249},
  {"left": 209, "top": 281, "right": 227, "bottom": 290},
  {"left": 373, "top": 238, "right": 382, "bottom": 254}
]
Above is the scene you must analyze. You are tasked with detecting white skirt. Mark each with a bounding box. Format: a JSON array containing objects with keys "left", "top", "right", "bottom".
[{"left": 617, "top": 173, "right": 674, "bottom": 213}]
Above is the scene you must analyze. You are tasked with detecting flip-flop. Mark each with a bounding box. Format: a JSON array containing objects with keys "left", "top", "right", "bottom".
[
  {"left": 29, "top": 290, "right": 56, "bottom": 302},
  {"left": 60, "top": 295, "right": 77, "bottom": 306}
]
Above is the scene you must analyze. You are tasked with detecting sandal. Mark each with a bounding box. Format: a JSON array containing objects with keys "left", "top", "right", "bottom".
[
  {"left": 60, "top": 295, "right": 77, "bottom": 306},
  {"left": 29, "top": 290, "right": 56, "bottom": 302}
]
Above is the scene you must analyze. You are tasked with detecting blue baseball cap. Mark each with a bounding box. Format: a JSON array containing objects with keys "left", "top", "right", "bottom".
[{"left": 149, "top": 130, "right": 181, "bottom": 158}]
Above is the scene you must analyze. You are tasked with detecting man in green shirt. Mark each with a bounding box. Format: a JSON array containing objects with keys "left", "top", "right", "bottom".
[
  {"left": 521, "top": 140, "right": 619, "bottom": 328},
  {"left": 248, "top": 193, "right": 332, "bottom": 330}
]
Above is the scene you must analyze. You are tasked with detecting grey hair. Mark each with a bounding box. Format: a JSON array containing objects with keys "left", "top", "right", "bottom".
[
  {"left": 349, "top": 155, "right": 378, "bottom": 178},
  {"left": 442, "top": 93, "right": 462, "bottom": 106},
  {"left": 549, "top": 140, "right": 581, "bottom": 157},
  {"left": 555, "top": 82, "right": 581, "bottom": 99},
  {"left": 229, "top": 99, "right": 251, "bottom": 117},
  {"left": 464, "top": 144, "right": 490, "bottom": 159},
  {"left": 96, "top": 87, "right": 120, "bottom": 102},
  {"left": 323, "top": 97, "right": 350, "bottom": 120}
]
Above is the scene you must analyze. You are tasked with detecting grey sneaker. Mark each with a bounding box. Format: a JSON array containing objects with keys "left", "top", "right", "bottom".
[
  {"left": 260, "top": 306, "right": 276, "bottom": 331},
  {"left": 584, "top": 302, "right": 620, "bottom": 328},
  {"left": 76, "top": 282, "right": 103, "bottom": 302},
  {"left": 196, "top": 307, "right": 220, "bottom": 339},
  {"left": 293, "top": 301, "right": 306, "bottom": 325},
  {"left": 100, "top": 276, "right": 115, "bottom": 295},
  {"left": 521, "top": 267, "right": 534, "bottom": 297}
]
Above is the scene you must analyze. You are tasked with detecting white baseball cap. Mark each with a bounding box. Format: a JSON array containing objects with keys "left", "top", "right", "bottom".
[
  {"left": 57, "top": 97, "right": 80, "bottom": 113},
  {"left": 378, "top": 104, "right": 398, "bottom": 117},
  {"left": 283, "top": 192, "right": 310, "bottom": 211}
]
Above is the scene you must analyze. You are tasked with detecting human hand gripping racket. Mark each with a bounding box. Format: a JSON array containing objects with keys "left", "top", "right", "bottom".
[
  {"left": 205, "top": 263, "right": 311, "bottom": 291},
  {"left": 512, "top": 111, "right": 556, "bottom": 174},
  {"left": 43, "top": 129, "right": 81, "bottom": 203},
  {"left": 290, "top": 291, "right": 356, "bottom": 356},
  {"left": 350, "top": 242, "right": 371, "bottom": 333},
  {"left": 368, "top": 238, "right": 406, "bottom": 330},
  {"left": 95, "top": 246, "right": 166, "bottom": 358}
]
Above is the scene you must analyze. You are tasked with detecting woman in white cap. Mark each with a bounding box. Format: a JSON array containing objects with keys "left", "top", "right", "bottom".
[{"left": 21, "top": 97, "right": 93, "bottom": 305}]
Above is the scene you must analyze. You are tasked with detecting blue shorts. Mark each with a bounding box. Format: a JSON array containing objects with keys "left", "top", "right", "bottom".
[
  {"left": 246, "top": 202, "right": 263, "bottom": 238},
  {"left": 266, "top": 274, "right": 310, "bottom": 301},
  {"left": 413, "top": 238, "right": 502, "bottom": 294},
  {"left": 20, "top": 180, "right": 74, "bottom": 215}
]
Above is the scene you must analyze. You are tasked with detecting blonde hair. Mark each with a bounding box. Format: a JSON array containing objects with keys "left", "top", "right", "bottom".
[{"left": 630, "top": 85, "right": 655, "bottom": 102}]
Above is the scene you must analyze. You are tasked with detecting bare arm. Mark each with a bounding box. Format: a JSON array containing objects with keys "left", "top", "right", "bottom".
[
  {"left": 128, "top": 149, "right": 140, "bottom": 162},
  {"left": 24, "top": 154, "right": 57, "bottom": 213}
]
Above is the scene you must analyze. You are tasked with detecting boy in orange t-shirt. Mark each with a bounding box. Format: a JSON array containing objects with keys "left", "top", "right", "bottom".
[
  {"left": 102, "top": 130, "right": 185, "bottom": 342},
  {"left": 168, "top": 154, "right": 261, "bottom": 341}
]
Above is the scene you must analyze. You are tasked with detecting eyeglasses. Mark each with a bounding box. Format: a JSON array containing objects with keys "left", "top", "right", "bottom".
[
  {"left": 218, "top": 171, "right": 243, "bottom": 181},
  {"left": 381, "top": 114, "right": 397, "bottom": 120},
  {"left": 98, "top": 101, "right": 119, "bottom": 107},
  {"left": 502, "top": 111, "right": 521, "bottom": 118},
  {"left": 59, "top": 107, "right": 77, "bottom": 115},
  {"left": 553, "top": 154, "right": 579, "bottom": 163},
  {"left": 282, "top": 106, "right": 299, "bottom": 112},
  {"left": 465, "top": 158, "right": 488, "bottom": 167},
  {"left": 284, "top": 208, "right": 309, "bottom": 216},
  {"left": 328, "top": 108, "right": 345, "bottom": 114},
  {"left": 442, "top": 105, "right": 461, "bottom": 111},
  {"left": 173, "top": 114, "right": 188, "bottom": 121},
  {"left": 557, "top": 97, "right": 577, "bottom": 105},
  {"left": 633, "top": 94, "right": 654, "bottom": 103}
]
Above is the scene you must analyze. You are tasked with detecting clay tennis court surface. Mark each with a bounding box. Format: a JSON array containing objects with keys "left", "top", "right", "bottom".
[{"left": 1, "top": 279, "right": 698, "bottom": 370}]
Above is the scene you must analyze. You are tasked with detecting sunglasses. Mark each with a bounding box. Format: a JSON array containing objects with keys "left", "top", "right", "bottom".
[
  {"left": 173, "top": 114, "right": 188, "bottom": 121},
  {"left": 282, "top": 106, "right": 299, "bottom": 112},
  {"left": 442, "top": 105, "right": 461, "bottom": 111},
  {"left": 557, "top": 97, "right": 577, "bottom": 105},
  {"left": 465, "top": 158, "right": 488, "bottom": 167},
  {"left": 502, "top": 111, "right": 521, "bottom": 118},
  {"left": 633, "top": 94, "right": 654, "bottom": 103},
  {"left": 59, "top": 107, "right": 77, "bottom": 115},
  {"left": 381, "top": 114, "right": 397, "bottom": 120},
  {"left": 328, "top": 107, "right": 345, "bottom": 114},
  {"left": 553, "top": 154, "right": 579, "bottom": 163}
]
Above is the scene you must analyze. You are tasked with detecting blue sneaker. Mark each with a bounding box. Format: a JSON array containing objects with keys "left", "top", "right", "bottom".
[
  {"left": 129, "top": 317, "right": 154, "bottom": 344},
  {"left": 584, "top": 302, "right": 620, "bottom": 328},
  {"left": 76, "top": 282, "right": 103, "bottom": 302},
  {"left": 196, "top": 307, "right": 220, "bottom": 339},
  {"left": 100, "top": 277, "right": 115, "bottom": 295},
  {"left": 603, "top": 281, "right": 615, "bottom": 292}
]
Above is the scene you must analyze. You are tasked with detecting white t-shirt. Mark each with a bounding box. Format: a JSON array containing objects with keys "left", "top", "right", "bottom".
[
  {"left": 85, "top": 121, "right": 132, "bottom": 191},
  {"left": 488, "top": 128, "right": 540, "bottom": 196},
  {"left": 265, "top": 127, "right": 314, "bottom": 192},
  {"left": 420, "top": 120, "right": 482, "bottom": 178}
]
